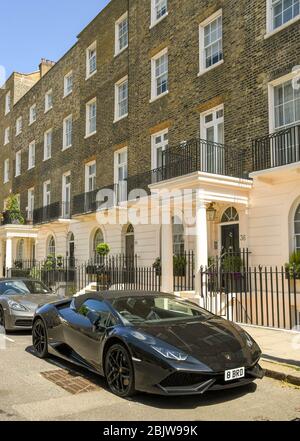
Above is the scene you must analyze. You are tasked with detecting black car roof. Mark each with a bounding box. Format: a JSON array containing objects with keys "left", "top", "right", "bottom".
[{"left": 72, "top": 290, "right": 174, "bottom": 310}]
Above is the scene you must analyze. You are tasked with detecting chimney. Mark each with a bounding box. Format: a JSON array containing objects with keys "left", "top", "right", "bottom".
[{"left": 39, "top": 58, "right": 56, "bottom": 77}]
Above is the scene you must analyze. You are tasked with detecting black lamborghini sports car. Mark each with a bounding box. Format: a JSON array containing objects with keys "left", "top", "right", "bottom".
[{"left": 32, "top": 291, "right": 264, "bottom": 397}]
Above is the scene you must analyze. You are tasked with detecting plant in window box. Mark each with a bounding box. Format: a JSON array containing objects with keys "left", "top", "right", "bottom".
[
  {"left": 285, "top": 252, "right": 300, "bottom": 280},
  {"left": 3, "top": 194, "right": 25, "bottom": 225}
]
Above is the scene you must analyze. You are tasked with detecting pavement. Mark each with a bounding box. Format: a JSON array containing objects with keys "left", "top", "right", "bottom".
[{"left": 0, "top": 331, "right": 300, "bottom": 421}]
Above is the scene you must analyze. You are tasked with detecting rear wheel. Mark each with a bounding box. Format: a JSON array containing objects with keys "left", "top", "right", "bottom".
[
  {"left": 0, "top": 307, "right": 5, "bottom": 331},
  {"left": 105, "top": 344, "right": 135, "bottom": 398},
  {"left": 32, "top": 319, "right": 48, "bottom": 358}
]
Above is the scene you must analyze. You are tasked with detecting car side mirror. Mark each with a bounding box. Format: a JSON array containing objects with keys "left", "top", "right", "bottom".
[{"left": 87, "top": 310, "right": 105, "bottom": 331}]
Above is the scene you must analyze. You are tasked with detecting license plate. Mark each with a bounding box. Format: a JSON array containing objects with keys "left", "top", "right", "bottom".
[{"left": 224, "top": 367, "right": 245, "bottom": 382}]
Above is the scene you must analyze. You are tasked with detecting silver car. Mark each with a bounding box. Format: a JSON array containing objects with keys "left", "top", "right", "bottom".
[{"left": 0, "top": 278, "right": 63, "bottom": 331}]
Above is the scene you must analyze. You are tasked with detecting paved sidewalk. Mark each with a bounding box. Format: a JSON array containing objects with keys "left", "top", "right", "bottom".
[{"left": 242, "top": 325, "right": 300, "bottom": 366}]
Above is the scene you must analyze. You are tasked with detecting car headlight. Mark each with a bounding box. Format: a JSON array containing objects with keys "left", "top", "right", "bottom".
[
  {"left": 151, "top": 346, "right": 188, "bottom": 361},
  {"left": 7, "top": 300, "right": 28, "bottom": 312}
]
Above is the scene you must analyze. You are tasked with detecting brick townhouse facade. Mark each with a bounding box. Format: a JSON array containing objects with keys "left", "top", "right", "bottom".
[{"left": 0, "top": 0, "right": 299, "bottom": 297}]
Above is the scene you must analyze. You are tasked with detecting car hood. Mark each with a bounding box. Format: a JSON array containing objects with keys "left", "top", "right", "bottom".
[
  {"left": 134, "top": 317, "right": 261, "bottom": 371},
  {"left": 3, "top": 294, "right": 63, "bottom": 312}
]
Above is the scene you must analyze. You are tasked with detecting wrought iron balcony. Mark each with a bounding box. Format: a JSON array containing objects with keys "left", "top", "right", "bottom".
[
  {"left": 252, "top": 124, "right": 300, "bottom": 172},
  {"left": 1, "top": 210, "right": 28, "bottom": 226},
  {"left": 33, "top": 202, "right": 71, "bottom": 225},
  {"left": 151, "top": 138, "right": 249, "bottom": 183}
]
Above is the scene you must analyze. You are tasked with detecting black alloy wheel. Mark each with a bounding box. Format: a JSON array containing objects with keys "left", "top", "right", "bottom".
[
  {"left": 0, "top": 307, "right": 5, "bottom": 330},
  {"left": 105, "top": 344, "right": 135, "bottom": 398},
  {"left": 32, "top": 319, "right": 48, "bottom": 358}
]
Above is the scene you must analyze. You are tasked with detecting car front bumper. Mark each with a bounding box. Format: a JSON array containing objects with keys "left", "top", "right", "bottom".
[
  {"left": 133, "top": 359, "right": 265, "bottom": 396},
  {"left": 4, "top": 308, "right": 34, "bottom": 331}
]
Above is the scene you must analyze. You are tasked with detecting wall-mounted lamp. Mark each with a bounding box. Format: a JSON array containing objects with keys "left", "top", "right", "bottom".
[{"left": 207, "top": 203, "right": 217, "bottom": 222}]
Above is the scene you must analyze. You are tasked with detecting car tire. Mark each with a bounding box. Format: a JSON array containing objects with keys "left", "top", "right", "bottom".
[
  {"left": 32, "top": 319, "right": 49, "bottom": 359},
  {"left": 105, "top": 343, "right": 136, "bottom": 398},
  {"left": 0, "top": 306, "right": 6, "bottom": 332}
]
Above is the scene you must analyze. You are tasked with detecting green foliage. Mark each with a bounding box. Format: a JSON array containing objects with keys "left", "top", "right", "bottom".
[
  {"left": 173, "top": 255, "right": 187, "bottom": 277},
  {"left": 4, "top": 194, "right": 25, "bottom": 225},
  {"left": 285, "top": 251, "right": 300, "bottom": 279},
  {"left": 222, "top": 255, "right": 242, "bottom": 273},
  {"left": 96, "top": 243, "right": 110, "bottom": 256},
  {"left": 152, "top": 257, "right": 161, "bottom": 276}
]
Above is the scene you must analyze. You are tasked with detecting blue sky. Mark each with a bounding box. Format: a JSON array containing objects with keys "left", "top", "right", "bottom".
[{"left": 0, "top": 0, "right": 110, "bottom": 79}]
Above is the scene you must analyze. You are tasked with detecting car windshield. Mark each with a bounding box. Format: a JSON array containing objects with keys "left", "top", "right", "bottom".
[
  {"left": 0, "top": 280, "right": 51, "bottom": 296},
  {"left": 112, "top": 296, "right": 213, "bottom": 325}
]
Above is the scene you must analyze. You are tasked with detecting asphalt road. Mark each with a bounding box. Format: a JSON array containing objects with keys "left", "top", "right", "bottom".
[{"left": 0, "top": 332, "right": 300, "bottom": 421}]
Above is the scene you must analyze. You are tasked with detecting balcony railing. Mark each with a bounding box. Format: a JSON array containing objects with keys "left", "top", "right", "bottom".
[
  {"left": 152, "top": 138, "right": 249, "bottom": 183},
  {"left": 1, "top": 211, "right": 28, "bottom": 226},
  {"left": 33, "top": 202, "right": 71, "bottom": 225},
  {"left": 252, "top": 124, "right": 300, "bottom": 172}
]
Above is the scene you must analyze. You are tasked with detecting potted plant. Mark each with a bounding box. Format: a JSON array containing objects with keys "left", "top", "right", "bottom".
[
  {"left": 285, "top": 252, "right": 300, "bottom": 280},
  {"left": 2, "top": 194, "right": 25, "bottom": 225},
  {"left": 92, "top": 243, "right": 111, "bottom": 287},
  {"left": 152, "top": 258, "right": 161, "bottom": 277},
  {"left": 222, "top": 254, "right": 243, "bottom": 292}
]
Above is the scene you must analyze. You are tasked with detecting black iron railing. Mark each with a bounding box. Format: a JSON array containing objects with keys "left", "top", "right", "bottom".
[
  {"left": 252, "top": 124, "right": 300, "bottom": 172},
  {"left": 152, "top": 138, "right": 249, "bottom": 183},
  {"left": 201, "top": 265, "right": 300, "bottom": 331},
  {"left": 33, "top": 202, "right": 70, "bottom": 225}
]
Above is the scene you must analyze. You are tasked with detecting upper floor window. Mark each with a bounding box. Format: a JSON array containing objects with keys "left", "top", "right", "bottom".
[
  {"left": 267, "top": 0, "right": 300, "bottom": 33},
  {"left": 199, "top": 10, "right": 223, "bottom": 75},
  {"left": 3, "top": 159, "right": 9, "bottom": 183},
  {"left": 63, "top": 114, "right": 73, "bottom": 150},
  {"left": 45, "top": 89, "right": 53, "bottom": 113},
  {"left": 86, "top": 98, "right": 97, "bottom": 137},
  {"left": 4, "top": 127, "right": 10, "bottom": 145},
  {"left": 115, "top": 76, "right": 128, "bottom": 122},
  {"left": 29, "top": 104, "right": 37, "bottom": 125},
  {"left": 272, "top": 77, "right": 300, "bottom": 130},
  {"left": 16, "top": 116, "right": 23, "bottom": 136},
  {"left": 151, "top": 48, "right": 168, "bottom": 101},
  {"left": 151, "top": 0, "right": 168, "bottom": 27},
  {"left": 86, "top": 41, "right": 97, "bottom": 79},
  {"left": 64, "top": 71, "right": 73, "bottom": 97},
  {"left": 5, "top": 91, "right": 11, "bottom": 115},
  {"left": 85, "top": 161, "right": 96, "bottom": 193},
  {"left": 43, "top": 181, "right": 51, "bottom": 207},
  {"left": 295, "top": 204, "right": 300, "bottom": 252},
  {"left": 151, "top": 129, "right": 168, "bottom": 169},
  {"left": 15, "top": 151, "right": 21, "bottom": 177},
  {"left": 28, "top": 141, "right": 36, "bottom": 170},
  {"left": 44, "top": 129, "right": 52, "bottom": 160},
  {"left": 115, "top": 12, "right": 128, "bottom": 55}
]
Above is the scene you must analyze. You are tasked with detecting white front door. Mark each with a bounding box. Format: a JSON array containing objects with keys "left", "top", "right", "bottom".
[
  {"left": 115, "top": 149, "right": 128, "bottom": 203},
  {"left": 201, "top": 105, "right": 224, "bottom": 174}
]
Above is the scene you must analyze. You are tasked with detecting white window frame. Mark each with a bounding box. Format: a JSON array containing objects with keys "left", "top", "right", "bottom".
[
  {"left": 64, "top": 71, "right": 73, "bottom": 97},
  {"left": 63, "top": 114, "right": 73, "bottom": 150},
  {"left": 43, "top": 180, "right": 51, "bottom": 207},
  {"left": 151, "top": 128, "right": 168, "bottom": 169},
  {"left": 114, "top": 76, "right": 128, "bottom": 122},
  {"left": 45, "top": 89, "right": 53, "bottom": 113},
  {"left": 150, "top": 0, "right": 168, "bottom": 28},
  {"left": 4, "top": 127, "right": 10, "bottom": 145},
  {"left": 29, "top": 104, "right": 37, "bottom": 125},
  {"left": 16, "top": 116, "right": 22, "bottom": 136},
  {"left": 5, "top": 91, "right": 11, "bottom": 115},
  {"left": 15, "top": 151, "right": 22, "bottom": 177},
  {"left": 266, "top": 0, "right": 300, "bottom": 37},
  {"left": 115, "top": 12, "right": 128, "bottom": 56},
  {"left": 85, "top": 98, "right": 97, "bottom": 138},
  {"left": 44, "top": 129, "right": 53, "bottom": 161},
  {"left": 268, "top": 71, "right": 300, "bottom": 133},
  {"left": 200, "top": 104, "right": 225, "bottom": 175},
  {"left": 28, "top": 141, "right": 36, "bottom": 170},
  {"left": 27, "top": 188, "right": 35, "bottom": 221},
  {"left": 3, "top": 159, "right": 9, "bottom": 183},
  {"left": 114, "top": 147, "right": 128, "bottom": 204},
  {"left": 62, "top": 171, "right": 71, "bottom": 218},
  {"left": 86, "top": 41, "right": 97, "bottom": 80},
  {"left": 85, "top": 160, "right": 97, "bottom": 193},
  {"left": 198, "top": 9, "right": 223, "bottom": 76},
  {"left": 150, "top": 48, "right": 169, "bottom": 102}
]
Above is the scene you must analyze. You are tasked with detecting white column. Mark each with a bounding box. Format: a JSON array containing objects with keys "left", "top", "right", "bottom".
[
  {"left": 195, "top": 199, "right": 208, "bottom": 298},
  {"left": 161, "top": 222, "right": 174, "bottom": 293},
  {"left": 5, "top": 238, "right": 13, "bottom": 270}
]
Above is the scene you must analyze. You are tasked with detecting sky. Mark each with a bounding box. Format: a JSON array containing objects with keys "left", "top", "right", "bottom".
[{"left": 0, "top": 0, "right": 110, "bottom": 80}]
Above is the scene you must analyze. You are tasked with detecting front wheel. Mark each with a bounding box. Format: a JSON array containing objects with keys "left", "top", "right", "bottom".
[
  {"left": 105, "top": 344, "right": 135, "bottom": 398},
  {"left": 32, "top": 319, "right": 49, "bottom": 358}
]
